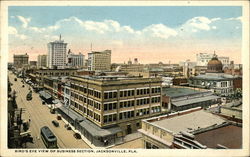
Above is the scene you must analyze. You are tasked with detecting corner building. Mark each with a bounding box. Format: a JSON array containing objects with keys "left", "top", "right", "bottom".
[{"left": 67, "top": 76, "right": 162, "bottom": 135}]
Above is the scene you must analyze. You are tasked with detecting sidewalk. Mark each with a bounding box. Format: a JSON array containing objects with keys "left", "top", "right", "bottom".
[{"left": 60, "top": 116, "right": 102, "bottom": 149}]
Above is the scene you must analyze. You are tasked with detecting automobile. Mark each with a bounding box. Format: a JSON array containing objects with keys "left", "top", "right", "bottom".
[
  {"left": 22, "top": 85, "right": 25, "bottom": 88},
  {"left": 14, "top": 78, "right": 17, "bottom": 81},
  {"left": 26, "top": 93, "right": 32, "bottom": 101},
  {"left": 52, "top": 120, "right": 59, "bottom": 127},
  {"left": 42, "top": 100, "right": 46, "bottom": 105},
  {"left": 67, "top": 126, "right": 72, "bottom": 130},
  {"left": 57, "top": 115, "right": 61, "bottom": 120},
  {"left": 73, "top": 133, "right": 81, "bottom": 139},
  {"left": 50, "top": 108, "right": 55, "bottom": 114}
]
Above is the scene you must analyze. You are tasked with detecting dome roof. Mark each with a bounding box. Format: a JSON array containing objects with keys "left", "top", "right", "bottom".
[{"left": 206, "top": 53, "right": 223, "bottom": 73}]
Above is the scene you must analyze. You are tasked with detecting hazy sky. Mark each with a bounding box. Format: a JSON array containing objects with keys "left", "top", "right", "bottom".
[{"left": 8, "top": 6, "right": 242, "bottom": 64}]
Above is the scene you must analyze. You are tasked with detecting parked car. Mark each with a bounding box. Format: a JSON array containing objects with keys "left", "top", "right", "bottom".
[
  {"left": 57, "top": 115, "right": 61, "bottom": 120},
  {"left": 42, "top": 100, "right": 46, "bottom": 105},
  {"left": 73, "top": 133, "right": 81, "bottom": 139},
  {"left": 50, "top": 108, "right": 55, "bottom": 114},
  {"left": 14, "top": 78, "right": 17, "bottom": 81},
  {"left": 26, "top": 93, "right": 32, "bottom": 101},
  {"left": 52, "top": 120, "right": 59, "bottom": 127}
]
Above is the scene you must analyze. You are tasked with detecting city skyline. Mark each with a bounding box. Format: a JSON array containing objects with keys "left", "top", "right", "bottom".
[{"left": 8, "top": 6, "right": 242, "bottom": 64}]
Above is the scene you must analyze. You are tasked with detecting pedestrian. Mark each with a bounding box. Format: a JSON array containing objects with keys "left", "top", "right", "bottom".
[{"left": 29, "top": 119, "right": 31, "bottom": 122}]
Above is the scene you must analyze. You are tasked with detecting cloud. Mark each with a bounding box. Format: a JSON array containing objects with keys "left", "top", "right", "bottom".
[
  {"left": 17, "top": 16, "right": 31, "bottom": 28},
  {"left": 185, "top": 16, "right": 213, "bottom": 31},
  {"left": 29, "top": 26, "right": 46, "bottom": 33},
  {"left": 226, "top": 16, "right": 242, "bottom": 22},
  {"left": 8, "top": 26, "right": 28, "bottom": 39},
  {"left": 8, "top": 26, "right": 18, "bottom": 35},
  {"left": 9, "top": 15, "right": 242, "bottom": 51},
  {"left": 142, "top": 24, "right": 177, "bottom": 39}
]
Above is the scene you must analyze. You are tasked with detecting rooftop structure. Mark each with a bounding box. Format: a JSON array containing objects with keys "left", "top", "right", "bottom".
[{"left": 139, "top": 107, "right": 242, "bottom": 149}]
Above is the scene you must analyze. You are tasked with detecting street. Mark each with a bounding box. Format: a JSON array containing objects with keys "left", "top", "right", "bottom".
[{"left": 8, "top": 71, "right": 91, "bottom": 149}]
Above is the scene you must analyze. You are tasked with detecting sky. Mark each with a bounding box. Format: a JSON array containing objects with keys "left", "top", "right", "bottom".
[{"left": 8, "top": 6, "right": 242, "bottom": 64}]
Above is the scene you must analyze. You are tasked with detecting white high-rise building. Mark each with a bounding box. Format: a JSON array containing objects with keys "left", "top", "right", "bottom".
[
  {"left": 196, "top": 53, "right": 230, "bottom": 67},
  {"left": 47, "top": 35, "right": 67, "bottom": 69},
  {"left": 66, "top": 49, "right": 85, "bottom": 68},
  {"left": 88, "top": 50, "right": 111, "bottom": 71}
]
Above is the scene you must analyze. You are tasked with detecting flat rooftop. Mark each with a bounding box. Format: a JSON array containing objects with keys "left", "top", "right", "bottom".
[
  {"left": 152, "top": 110, "right": 226, "bottom": 134},
  {"left": 195, "top": 125, "right": 242, "bottom": 149},
  {"left": 162, "top": 87, "right": 201, "bottom": 97}
]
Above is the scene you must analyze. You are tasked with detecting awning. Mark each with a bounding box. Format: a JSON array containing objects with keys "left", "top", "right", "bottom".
[
  {"left": 172, "top": 95, "right": 219, "bottom": 107},
  {"left": 39, "top": 91, "right": 52, "bottom": 99},
  {"left": 57, "top": 105, "right": 122, "bottom": 138}
]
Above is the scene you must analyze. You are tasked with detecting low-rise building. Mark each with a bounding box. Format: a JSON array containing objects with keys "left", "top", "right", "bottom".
[
  {"left": 162, "top": 87, "right": 219, "bottom": 111},
  {"left": 139, "top": 107, "right": 242, "bottom": 149},
  {"left": 189, "top": 54, "right": 240, "bottom": 96}
]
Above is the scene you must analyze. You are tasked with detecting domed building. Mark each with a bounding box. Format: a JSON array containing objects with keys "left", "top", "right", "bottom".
[
  {"left": 189, "top": 53, "right": 239, "bottom": 96},
  {"left": 206, "top": 54, "right": 223, "bottom": 73}
]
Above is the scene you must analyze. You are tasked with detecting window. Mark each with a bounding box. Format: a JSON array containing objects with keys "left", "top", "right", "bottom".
[
  {"left": 104, "top": 93, "right": 108, "bottom": 99},
  {"left": 136, "top": 122, "right": 140, "bottom": 127},
  {"left": 113, "top": 103, "right": 117, "bottom": 109},
  {"left": 104, "top": 104, "right": 108, "bottom": 111},
  {"left": 108, "top": 103, "right": 112, "bottom": 110}
]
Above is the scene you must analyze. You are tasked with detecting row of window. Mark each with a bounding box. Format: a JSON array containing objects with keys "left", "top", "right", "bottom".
[
  {"left": 70, "top": 87, "right": 161, "bottom": 100},
  {"left": 120, "top": 100, "right": 135, "bottom": 108},
  {"left": 151, "top": 97, "right": 161, "bottom": 103},
  {"left": 120, "top": 90, "right": 135, "bottom": 97},
  {"left": 104, "top": 114, "right": 117, "bottom": 123},
  {"left": 103, "top": 98, "right": 161, "bottom": 111},
  {"left": 104, "top": 102, "right": 117, "bottom": 111},
  {"left": 136, "top": 98, "right": 150, "bottom": 106},
  {"left": 71, "top": 98, "right": 101, "bottom": 110},
  {"left": 70, "top": 101, "right": 100, "bottom": 122},
  {"left": 104, "top": 91, "right": 117, "bottom": 99},
  {"left": 119, "top": 111, "right": 135, "bottom": 120},
  {"left": 71, "top": 84, "right": 102, "bottom": 99}
]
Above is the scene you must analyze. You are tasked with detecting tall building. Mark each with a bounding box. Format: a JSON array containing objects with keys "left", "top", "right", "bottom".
[
  {"left": 47, "top": 35, "right": 67, "bottom": 69},
  {"left": 196, "top": 53, "right": 229, "bottom": 67},
  {"left": 37, "top": 55, "right": 47, "bottom": 68},
  {"left": 66, "top": 49, "right": 84, "bottom": 68},
  {"left": 13, "top": 53, "right": 29, "bottom": 68},
  {"left": 51, "top": 76, "right": 162, "bottom": 146},
  {"left": 88, "top": 50, "right": 111, "bottom": 71}
]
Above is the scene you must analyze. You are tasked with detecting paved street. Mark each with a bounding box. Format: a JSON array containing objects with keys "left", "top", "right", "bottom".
[{"left": 8, "top": 71, "right": 90, "bottom": 149}]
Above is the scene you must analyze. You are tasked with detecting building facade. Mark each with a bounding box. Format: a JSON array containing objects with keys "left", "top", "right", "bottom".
[
  {"left": 13, "top": 53, "right": 29, "bottom": 68},
  {"left": 47, "top": 35, "right": 67, "bottom": 69},
  {"left": 190, "top": 54, "right": 238, "bottom": 96},
  {"left": 88, "top": 50, "right": 111, "bottom": 71},
  {"left": 64, "top": 76, "right": 162, "bottom": 135},
  {"left": 37, "top": 55, "right": 47, "bottom": 68},
  {"left": 66, "top": 49, "right": 85, "bottom": 68}
]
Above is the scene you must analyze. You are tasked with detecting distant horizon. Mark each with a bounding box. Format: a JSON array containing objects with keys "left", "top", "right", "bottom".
[{"left": 8, "top": 6, "right": 242, "bottom": 64}]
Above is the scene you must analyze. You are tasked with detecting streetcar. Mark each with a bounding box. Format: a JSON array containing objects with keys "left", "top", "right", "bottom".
[{"left": 40, "top": 126, "right": 58, "bottom": 148}]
